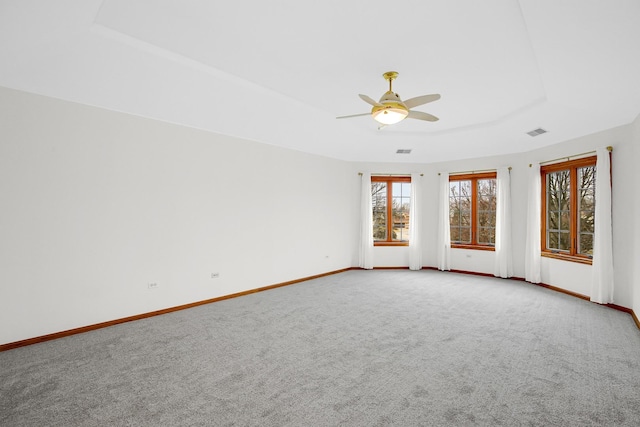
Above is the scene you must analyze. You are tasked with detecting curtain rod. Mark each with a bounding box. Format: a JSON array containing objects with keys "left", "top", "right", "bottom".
[
  {"left": 358, "top": 173, "right": 423, "bottom": 176},
  {"left": 530, "top": 146, "right": 612, "bottom": 167},
  {"left": 437, "top": 167, "right": 511, "bottom": 176}
]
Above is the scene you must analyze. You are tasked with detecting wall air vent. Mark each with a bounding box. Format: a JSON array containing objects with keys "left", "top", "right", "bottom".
[
  {"left": 396, "top": 149, "right": 412, "bottom": 154},
  {"left": 526, "top": 128, "right": 548, "bottom": 137}
]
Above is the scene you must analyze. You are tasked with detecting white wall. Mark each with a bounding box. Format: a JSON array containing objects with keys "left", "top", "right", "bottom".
[{"left": 0, "top": 87, "right": 356, "bottom": 345}]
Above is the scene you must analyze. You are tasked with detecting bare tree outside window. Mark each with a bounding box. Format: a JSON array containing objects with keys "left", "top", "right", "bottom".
[
  {"left": 450, "top": 180, "right": 471, "bottom": 244},
  {"left": 371, "top": 177, "right": 411, "bottom": 244},
  {"left": 477, "top": 179, "right": 496, "bottom": 245},
  {"left": 372, "top": 182, "right": 387, "bottom": 240},
  {"left": 392, "top": 182, "right": 411, "bottom": 241},
  {"left": 578, "top": 166, "right": 596, "bottom": 255},
  {"left": 541, "top": 156, "right": 597, "bottom": 261},
  {"left": 449, "top": 174, "right": 496, "bottom": 247},
  {"left": 546, "top": 170, "right": 571, "bottom": 251}
]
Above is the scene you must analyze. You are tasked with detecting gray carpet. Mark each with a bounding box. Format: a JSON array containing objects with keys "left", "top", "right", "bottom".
[{"left": 1, "top": 270, "right": 640, "bottom": 426}]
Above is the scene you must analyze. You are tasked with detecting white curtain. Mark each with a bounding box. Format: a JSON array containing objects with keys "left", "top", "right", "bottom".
[
  {"left": 494, "top": 167, "right": 513, "bottom": 278},
  {"left": 591, "top": 148, "right": 614, "bottom": 304},
  {"left": 525, "top": 163, "right": 542, "bottom": 283},
  {"left": 409, "top": 173, "right": 422, "bottom": 270},
  {"left": 358, "top": 172, "right": 374, "bottom": 269},
  {"left": 437, "top": 173, "right": 451, "bottom": 271}
]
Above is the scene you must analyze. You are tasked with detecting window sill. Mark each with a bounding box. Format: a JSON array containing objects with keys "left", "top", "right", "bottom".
[
  {"left": 541, "top": 251, "right": 593, "bottom": 265},
  {"left": 374, "top": 241, "right": 409, "bottom": 247},
  {"left": 451, "top": 244, "right": 495, "bottom": 252}
]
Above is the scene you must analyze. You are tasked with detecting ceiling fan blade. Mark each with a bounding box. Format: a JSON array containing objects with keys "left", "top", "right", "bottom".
[
  {"left": 359, "top": 94, "right": 382, "bottom": 107},
  {"left": 407, "top": 110, "right": 439, "bottom": 122},
  {"left": 336, "top": 112, "right": 371, "bottom": 119},
  {"left": 404, "top": 94, "right": 441, "bottom": 109}
]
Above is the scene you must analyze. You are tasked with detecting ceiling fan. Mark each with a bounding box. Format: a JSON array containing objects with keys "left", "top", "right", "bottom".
[{"left": 337, "top": 71, "right": 440, "bottom": 128}]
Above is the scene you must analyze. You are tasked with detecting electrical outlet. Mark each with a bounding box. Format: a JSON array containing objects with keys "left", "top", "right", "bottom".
[
  {"left": 148, "top": 282, "right": 159, "bottom": 290},
  {"left": 211, "top": 272, "right": 220, "bottom": 278}
]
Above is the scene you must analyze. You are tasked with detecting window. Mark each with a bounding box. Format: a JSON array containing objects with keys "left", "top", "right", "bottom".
[
  {"left": 541, "top": 156, "right": 596, "bottom": 263},
  {"left": 371, "top": 176, "right": 411, "bottom": 246},
  {"left": 449, "top": 172, "right": 496, "bottom": 250}
]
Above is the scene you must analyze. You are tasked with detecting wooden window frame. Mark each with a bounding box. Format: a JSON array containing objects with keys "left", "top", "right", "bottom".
[
  {"left": 449, "top": 172, "right": 497, "bottom": 251},
  {"left": 540, "top": 156, "right": 596, "bottom": 265},
  {"left": 371, "top": 176, "right": 411, "bottom": 247}
]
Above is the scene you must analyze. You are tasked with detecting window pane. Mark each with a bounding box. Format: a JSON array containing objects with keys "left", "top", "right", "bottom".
[
  {"left": 371, "top": 182, "right": 387, "bottom": 241},
  {"left": 393, "top": 224, "right": 407, "bottom": 241},
  {"left": 449, "top": 208, "right": 459, "bottom": 227},
  {"left": 478, "top": 211, "right": 489, "bottom": 226},
  {"left": 549, "top": 211, "right": 559, "bottom": 231},
  {"left": 450, "top": 226, "right": 460, "bottom": 243},
  {"left": 547, "top": 170, "right": 570, "bottom": 211},
  {"left": 459, "top": 180, "right": 472, "bottom": 196},
  {"left": 372, "top": 182, "right": 386, "bottom": 203},
  {"left": 459, "top": 195, "right": 471, "bottom": 212},
  {"left": 392, "top": 182, "right": 408, "bottom": 197},
  {"left": 578, "top": 165, "right": 596, "bottom": 254},
  {"left": 478, "top": 179, "right": 496, "bottom": 196},
  {"left": 579, "top": 166, "right": 596, "bottom": 191},
  {"left": 559, "top": 232, "right": 571, "bottom": 251},
  {"left": 477, "top": 196, "right": 490, "bottom": 211},
  {"left": 560, "top": 211, "right": 570, "bottom": 231},
  {"left": 392, "top": 182, "right": 410, "bottom": 241},
  {"left": 579, "top": 233, "right": 594, "bottom": 255},
  {"left": 373, "top": 210, "right": 387, "bottom": 240},
  {"left": 449, "top": 198, "right": 457, "bottom": 211},
  {"left": 477, "top": 179, "right": 496, "bottom": 245},
  {"left": 580, "top": 211, "right": 594, "bottom": 233},
  {"left": 548, "top": 190, "right": 559, "bottom": 212},
  {"left": 545, "top": 169, "right": 571, "bottom": 252},
  {"left": 580, "top": 189, "right": 595, "bottom": 211},
  {"left": 459, "top": 227, "right": 471, "bottom": 244},
  {"left": 450, "top": 181, "right": 460, "bottom": 196},
  {"left": 460, "top": 211, "right": 471, "bottom": 226},
  {"left": 450, "top": 180, "right": 472, "bottom": 246},
  {"left": 478, "top": 227, "right": 490, "bottom": 245}
]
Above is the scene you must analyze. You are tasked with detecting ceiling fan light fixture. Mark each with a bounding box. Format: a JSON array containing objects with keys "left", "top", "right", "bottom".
[{"left": 372, "top": 103, "right": 409, "bottom": 125}]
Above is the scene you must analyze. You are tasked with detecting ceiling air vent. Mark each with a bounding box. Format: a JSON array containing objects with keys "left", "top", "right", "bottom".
[
  {"left": 396, "top": 149, "right": 412, "bottom": 154},
  {"left": 526, "top": 128, "right": 548, "bottom": 137}
]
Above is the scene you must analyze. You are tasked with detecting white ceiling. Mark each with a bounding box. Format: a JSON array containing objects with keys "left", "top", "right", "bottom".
[{"left": 1, "top": 0, "right": 639, "bottom": 163}]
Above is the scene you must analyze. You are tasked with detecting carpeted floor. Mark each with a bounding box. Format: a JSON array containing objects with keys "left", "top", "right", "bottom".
[{"left": 1, "top": 269, "right": 639, "bottom": 426}]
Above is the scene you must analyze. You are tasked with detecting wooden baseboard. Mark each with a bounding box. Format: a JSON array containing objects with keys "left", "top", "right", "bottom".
[
  {"left": 606, "top": 303, "right": 640, "bottom": 328},
  {"left": 531, "top": 282, "right": 590, "bottom": 301},
  {"left": 632, "top": 310, "right": 640, "bottom": 330},
  {"left": 0, "top": 268, "right": 352, "bottom": 352}
]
